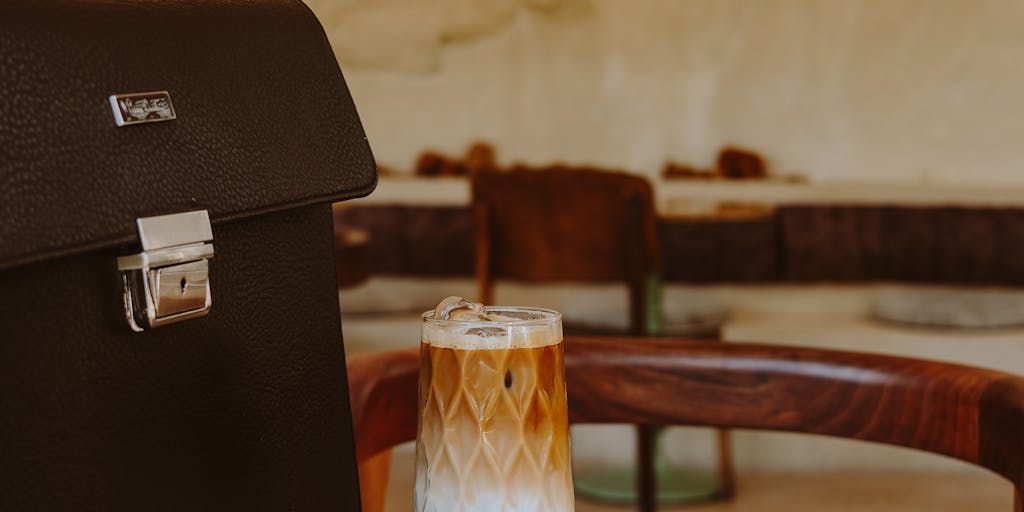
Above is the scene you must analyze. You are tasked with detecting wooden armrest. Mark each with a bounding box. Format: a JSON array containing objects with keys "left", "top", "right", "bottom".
[
  {"left": 346, "top": 337, "right": 1024, "bottom": 490},
  {"left": 347, "top": 347, "right": 419, "bottom": 464}
]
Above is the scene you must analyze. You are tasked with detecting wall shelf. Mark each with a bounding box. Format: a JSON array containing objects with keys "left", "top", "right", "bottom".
[{"left": 350, "top": 176, "right": 1024, "bottom": 211}]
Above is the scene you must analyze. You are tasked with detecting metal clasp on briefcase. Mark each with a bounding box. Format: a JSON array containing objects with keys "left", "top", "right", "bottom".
[{"left": 117, "top": 210, "right": 215, "bottom": 332}]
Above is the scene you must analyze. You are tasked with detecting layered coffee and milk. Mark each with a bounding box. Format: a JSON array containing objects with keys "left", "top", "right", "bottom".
[{"left": 415, "top": 297, "right": 574, "bottom": 512}]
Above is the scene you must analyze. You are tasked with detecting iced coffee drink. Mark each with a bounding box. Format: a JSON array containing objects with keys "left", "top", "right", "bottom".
[{"left": 416, "top": 297, "right": 574, "bottom": 512}]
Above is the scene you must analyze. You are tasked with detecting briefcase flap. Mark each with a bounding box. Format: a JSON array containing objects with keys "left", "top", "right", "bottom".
[{"left": 0, "top": 0, "right": 377, "bottom": 271}]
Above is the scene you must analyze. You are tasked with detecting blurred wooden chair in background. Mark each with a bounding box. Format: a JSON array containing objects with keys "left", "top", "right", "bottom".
[
  {"left": 471, "top": 166, "right": 732, "bottom": 507},
  {"left": 472, "top": 165, "right": 659, "bottom": 335},
  {"left": 350, "top": 337, "right": 1024, "bottom": 512}
]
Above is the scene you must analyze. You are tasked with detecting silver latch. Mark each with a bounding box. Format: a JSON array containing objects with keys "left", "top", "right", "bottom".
[{"left": 117, "top": 210, "right": 214, "bottom": 332}]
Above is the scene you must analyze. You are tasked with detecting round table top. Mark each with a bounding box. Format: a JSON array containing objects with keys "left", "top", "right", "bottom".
[
  {"left": 871, "top": 287, "right": 1024, "bottom": 329},
  {"left": 561, "top": 291, "right": 729, "bottom": 337}
]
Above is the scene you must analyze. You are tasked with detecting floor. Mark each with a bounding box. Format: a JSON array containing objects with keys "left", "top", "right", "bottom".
[
  {"left": 379, "top": 445, "right": 1013, "bottom": 511},
  {"left": 573, "top": 472, "right": 1013, "bottom": 511}
]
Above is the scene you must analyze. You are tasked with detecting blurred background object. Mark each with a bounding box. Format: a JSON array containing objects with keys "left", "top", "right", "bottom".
[
  {"left": 313, "top": 0, "right": 1024, "bottom": 510},
  {"left": 413, "top": 141, "right": 495, "bottom": 176}
]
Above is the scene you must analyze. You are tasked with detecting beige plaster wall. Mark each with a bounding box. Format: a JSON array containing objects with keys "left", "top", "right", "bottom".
[{"left": 307, "top": 0, "right": 1024, "bottom": 186}]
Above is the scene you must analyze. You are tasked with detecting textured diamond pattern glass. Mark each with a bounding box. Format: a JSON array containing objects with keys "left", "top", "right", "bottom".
[{"left": 416, "top": 307, "right": 573, "bottom": 512}]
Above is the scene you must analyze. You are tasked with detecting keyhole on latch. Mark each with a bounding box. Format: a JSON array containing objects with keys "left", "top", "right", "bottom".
[{"left": 179, "top": 277, "right": 188, "bottom": 294}]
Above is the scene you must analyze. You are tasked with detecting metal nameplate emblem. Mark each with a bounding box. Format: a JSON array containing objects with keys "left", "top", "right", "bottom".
[{"left": 109, "top": 91, "right": 176, "bottom": 127}]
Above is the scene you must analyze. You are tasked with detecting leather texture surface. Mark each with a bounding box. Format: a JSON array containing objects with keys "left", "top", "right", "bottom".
[
  {"left": 1, "top": 1, "right": 374, "bottom": 510},
  {"left": 1, "top": 205, "right": 362, "bottom": 512},
  {"left": 0, "top": 0, "right": 377, "bottom": 270}
]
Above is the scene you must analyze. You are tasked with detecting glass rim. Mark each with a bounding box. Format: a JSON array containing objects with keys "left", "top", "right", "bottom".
[{"left": 421, "top": 305, "right": 562, "bottom": 328}]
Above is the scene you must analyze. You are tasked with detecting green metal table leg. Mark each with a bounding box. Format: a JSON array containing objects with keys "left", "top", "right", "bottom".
[
  {"left": 573, "top": 426, "right": 722, "bottom": 506},
  {"left": 574, "top": 273, "right": 731, "bottom": 507}
]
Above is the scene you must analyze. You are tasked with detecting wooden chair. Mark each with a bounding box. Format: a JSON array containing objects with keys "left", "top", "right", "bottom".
[
  {"left": 349, "top": 337, "right": 1024, "bottom": 512},
  {"left": 472, "top": 165, "right": 659, "bottom": 335},
  {"left": 472, "top": 165, "right": 731, "bottom": 505}
]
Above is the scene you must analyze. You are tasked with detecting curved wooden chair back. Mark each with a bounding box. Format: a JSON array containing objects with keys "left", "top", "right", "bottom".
[
  {"left": 472, "top": 166, "right": 659, "bottom": 334},
  {"left": 348, "top": 337, "right": 1024, "bottom": 512}
]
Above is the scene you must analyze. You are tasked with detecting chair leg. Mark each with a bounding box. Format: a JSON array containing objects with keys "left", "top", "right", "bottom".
[
  {"left": 637, "top": 425, "right": 658, "bottom": 512},
  {"left": 358, "top": 448, "right": 393, "bottom": 512},
  {"left": 710, "top": 327, "right": 737, "bottom": 500},
  {"left": 716, "top": 429, "right": 736, "bottom": 499}
]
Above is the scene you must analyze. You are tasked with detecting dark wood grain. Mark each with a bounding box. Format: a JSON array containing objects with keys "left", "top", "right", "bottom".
[
  {"left": 474, "top": 202, "right": 494, "bottom": 306},
  {"left": 472, "top": 166, "right": 658, "bottom": 335},
  {"left": 348, "top": 337, "right": 1024, "bottom": 509},
  {"left": 336, "top": 203, "right": 1024, "bottom": 284},
  {"left": 472, "top": 166, "right": 658, "bottom": 283},
  {"left": 347, "top": 348, "right": 419, "bottom": 512},
  {"left": 347, "top": 348, "right": 419, "bottom": 465},
  {"left": 566, "top": 338, "right": 991, "bottom": 463},
  {"left": 333, "top": 226, "right": 373, "bottom": 289},
  {"left": 333, "top": 204, "right": 475, "bottom": 277}
]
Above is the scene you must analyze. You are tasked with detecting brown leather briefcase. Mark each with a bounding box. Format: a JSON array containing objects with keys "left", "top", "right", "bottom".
[{"left": 0, "top": 1, "right": 376, "bottom": 510}]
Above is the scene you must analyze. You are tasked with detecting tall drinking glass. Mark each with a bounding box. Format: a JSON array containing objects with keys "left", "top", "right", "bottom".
[{"left": 416, "top": 300, "right": 574, "bottom": 512}]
